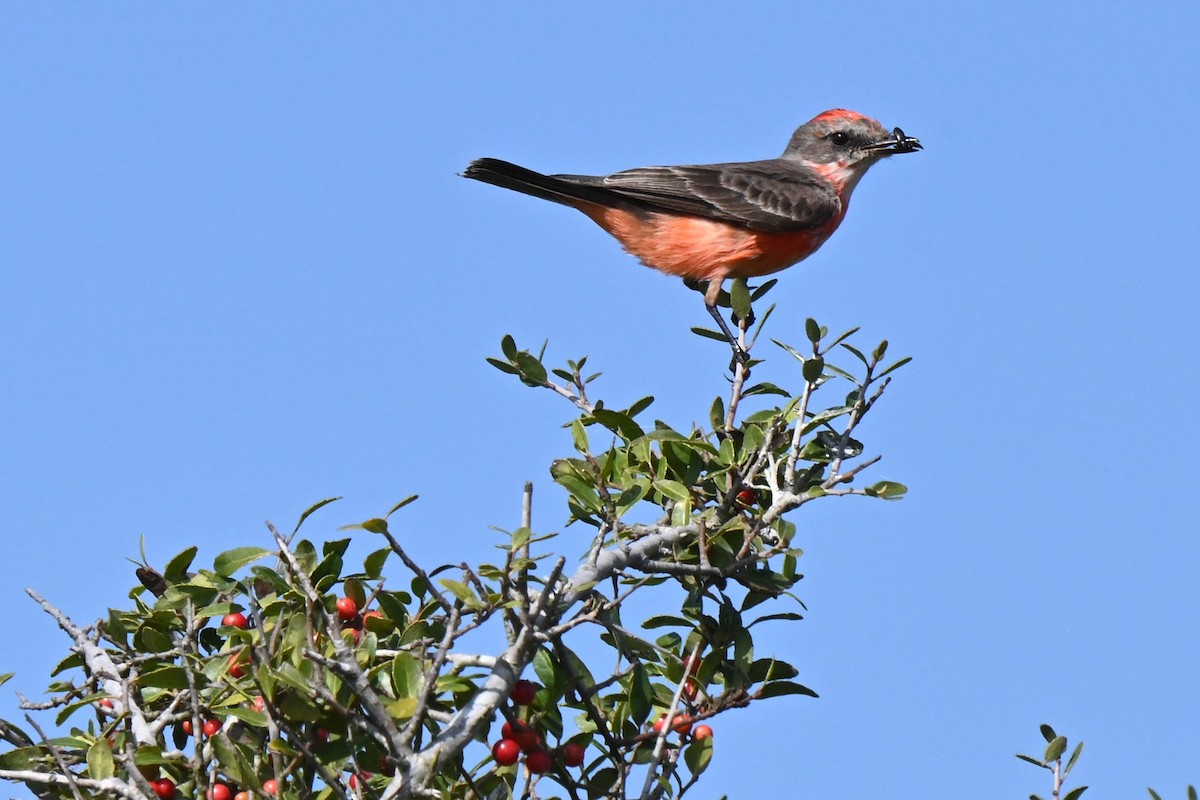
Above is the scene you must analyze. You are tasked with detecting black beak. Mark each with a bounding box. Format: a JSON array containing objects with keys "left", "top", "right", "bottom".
[{"left": 867, "top": 126, "right": 923, "bottom": 154}]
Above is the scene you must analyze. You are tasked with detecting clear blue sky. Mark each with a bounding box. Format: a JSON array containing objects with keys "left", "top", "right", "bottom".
[{"left": 3, "top": 4, "right": 1198, "bottom": 798}]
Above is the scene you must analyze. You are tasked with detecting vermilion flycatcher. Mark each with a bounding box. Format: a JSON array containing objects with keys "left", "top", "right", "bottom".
[{"left": 464, "top": 109, "right": 921, "bottom": 360}]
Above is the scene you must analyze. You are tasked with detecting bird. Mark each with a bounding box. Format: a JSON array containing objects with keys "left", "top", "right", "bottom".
[{"left": 463, "top": 109, "right": 921, "bottom": 362}]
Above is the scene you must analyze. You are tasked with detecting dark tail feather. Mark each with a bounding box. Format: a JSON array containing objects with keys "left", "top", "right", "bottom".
[{"left": 462, "top": 158, "right": 624, "bottom": 210}]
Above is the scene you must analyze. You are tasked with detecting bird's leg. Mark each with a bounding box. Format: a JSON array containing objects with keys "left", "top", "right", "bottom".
[{"left": 704, "top": 279, "right": 750, "bottom": 365}]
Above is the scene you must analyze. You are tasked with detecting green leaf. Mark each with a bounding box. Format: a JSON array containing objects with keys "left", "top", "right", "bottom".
[
  {"left": 533, "top": 648, "right": 561, "bottom": 690},
  {"left": 1039, "top": 724, "right": 1057, "bottom": 743},
  {"left": 1062, "top": 788, "right": 1088, "bottom": 800},
  {"left": 748, "top": 658, "right": 799, "bottom": 682},
  {"left": 1189, "top": 787, "right": 1197, "bottom": 800},
  {"left": 747, "top": 611, "right": 804, "bottom": 628},
  {"left": 571, "top": 419, "right": 589, "bottom": 453},
  {"left": 486, "top": 356, "right": 518, "bottom": 375},
  {"left": 1064, "top": 741, "right": 1085, "bottom": 775},
  {"left": 743, "top": 381, "right": 790, "bottom": 398},
  {"left": 750, "top": 278, "right": 778, "bottom": 300},
  {"left": 654, "top": 479, "right": 692, "bottom": 504},
  {"left": 730, "top": 278, "right": 751, "bottom": 321},
  {"left": 278, "top": 691, "right": 323, "bottom": 722},
  {"left": 357, "top": 517, "right": 388, "bottom": 534},
  {"left": 588, "top": 768, "right": 619, "bottom": 800},
  {"left": 211, "top": 733, "right": 254, "bottom": 787},
  {"left": 878, "top": 356, "right": 912, "bottom": 378},
  {"left": 213, "top": 547, "right": 271, "bottom": 577},
  {"left": 840, "top": 342, "right": 868, "bottom": 365},
  {"left": 684, "top": 736, "right": 713, "bottom": 776},
  {"left": 864, "top": 481, "right": 908, "bottom": 500},
  {"left": 223, "top": 707, "right": 268, "bottom": 728},
  {"left": 756, "top": 681, "right": 818, "bottom": 699},
  {"left": 592, "top": 408, "right": 644, "bottom": 440},
  {"left": 710, "top": 396, "right": 725, "bottom": 431},
  {"left": 628, "top": 663, "right": 653, "bottom": 725},
  {"left": 802, "top": 356, "right": 824, "bottom": 383},
  {"left": 827, "top": 326, "right": 861, "bottom": 350},
  {"left": 363, "top": 547, "right": 391, "bottom": 580},
  {"left": 344, "top": 577, "right": 366, "bottom": 609},
  {"left": 392, "top": 653, "right": 423, "bottom": 698},
  {"left": 86, "top": 738, "right": 114, "bottom": 780},
  {"left": 294, "top": 497, "right": 341, "bottom": 534},
  {"left": 1044, "top": 735, "right": 1067, "bottom": 763},
  {"left": 805, "top": 318, "right": 821, "bottom": 343},
  {"left": 386, "top": 495, "right": 419, "bottom": 517},
  {"left": 690, "top": 326, "right": 729, "bottom": 343},
  {"left": 500, "top": 334, "right": 518, "bottom": 360},
  {"left": 513, "top": 351, "right": 548, "bottom": 385},
  {"left": 772, "top": 338, "right": 807, "bottom": 364},
  {"left": 438, "top": 579, "right": 480, "bottom": 608},
  {"left": 1015, "top": 754, "right": 1044, "bottom": 767},
  {"left": 0, "top": 746, "right": 44, "bottom": 770},
  {"left": 386, "top": 697, "right": 418, "bottom": 720},
  {"left": 133, "top": 623, "right": 174, "bottom": 653},
  {"left": 627, "top": 395, "right": 655, "bottom": 417},
  {"left": 0, "top": 673, "right": 12, "bottom": 690},
  {"left": 1145, "top": 791, "right": 1162, "bottom": 800},
  {"left": 375, "top": 590, "right": 410, "bottom": 625}
]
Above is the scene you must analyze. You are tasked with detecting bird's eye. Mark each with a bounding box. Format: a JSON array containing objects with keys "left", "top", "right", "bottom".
[{"left": 828, "top": 131, "right": 852, "bottom": 146}]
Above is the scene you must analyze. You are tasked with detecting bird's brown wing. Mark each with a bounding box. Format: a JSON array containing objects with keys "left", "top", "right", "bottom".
[{"left": 553, "top": 161, "right": 842, "bottom": 234}]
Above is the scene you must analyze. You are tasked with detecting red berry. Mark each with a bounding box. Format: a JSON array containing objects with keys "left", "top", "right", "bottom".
[
  {"left": 692, "top": 724, "right": 713, "bottom": 741},
  {"left": 510, "top": 679, "right": 537, "bottom": 705},
  {"left": 252, "top": 696, "right": 265, "bottom": 713},
  {"left": 682, "top": 681, "right": 698, "bottom": 701},
  {"left": 152, "top": 779, "right": 176, "bottom": 799},
  {"left": 525, "top": 749, "right": 552, "bottom": 774},
  {"left": 336, "top": 597, "right": 358, "bottom": 621},
  {"left": 736, "top": 488, "right": 757, "bottom": 505},
  {"left": 99, "top": 698, "right": 114, "bottom": 710},
  {"left": 512, "top": 724, "right": 542, "bottom": 753},
  {"left": 181, "top": 720, "right": 193, "bottom": 736},
  {"left": 221, "top": 612, "right": 249, "bottom": 629},
  {"left": 502, "top": 720, "right": 541, "bottom": 750},
  {"left": 227, "top": 648, "right": 250, "bottom": 678},
  {"left": 262, "top": 779, "right": 278, "bottom": 795},
  {"left": 362, "top": 609, "right": 383, "bottom": 623},
  {"left": 562, "top": 741, "right": 586, "bottom": 767},
  {"left": 492, "top": 738, "right": 520, "bottom": 766},
  {"left": 207, "top": 784, "right": 231, "bottom": 800},
  {"left": 348, "top": 772, "right": 372, "bottom": 790},
  {"left": 234, "top": 793, "right": 251, "bottom": 800},
  {"left": 682, "top": 654, "right": 702, "bottom": 675},
  {"left": 652, "top": 714, "right": 692, "bottom": 735},
  {"left": 202, "top": 718, "right": 221, "bottom": 737}
]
